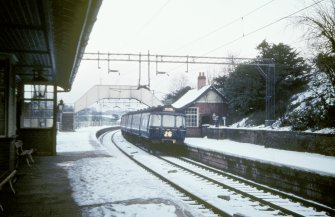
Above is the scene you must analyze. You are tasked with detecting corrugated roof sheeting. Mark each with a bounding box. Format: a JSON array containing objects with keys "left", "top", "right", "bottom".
[
  {"left": 0, "top": 0, "right": 42, "bottom": 26},
  {"left": 0, "top": 0, "right": 102, "bottom": 90}
]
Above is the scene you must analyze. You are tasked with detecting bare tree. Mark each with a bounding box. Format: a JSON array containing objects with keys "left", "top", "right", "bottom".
[
  {"left": 169, "top": 74, "right": 190, "bottom": 92},
  {"left": 299, "top": 0, "right": 335, "bottom": 91}
]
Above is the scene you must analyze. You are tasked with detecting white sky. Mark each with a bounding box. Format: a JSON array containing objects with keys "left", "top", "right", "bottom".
[{"left": 58, "top": 0, "right": 323, "bottom": 105}]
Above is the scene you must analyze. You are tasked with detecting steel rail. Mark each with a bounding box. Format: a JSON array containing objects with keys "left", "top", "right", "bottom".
[
  {"left": 180, "top": 157, "right": 335, "bottom": 216},
  {"left": 108, "top": 132, "right": 229, "bottom": 217},
  {"left": 159, "top": 156, "right": 311, "bottom": 217},
  {"left": 132, "top": 142, "right": 332, "bottom": 217}
]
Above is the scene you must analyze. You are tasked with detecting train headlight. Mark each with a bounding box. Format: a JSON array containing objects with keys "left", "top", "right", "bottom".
[{"left": 164, "top": 130, "right": 173, "bottom": 137}]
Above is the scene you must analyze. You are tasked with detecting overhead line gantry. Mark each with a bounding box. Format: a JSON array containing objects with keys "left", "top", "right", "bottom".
[{"left": 82, "top": 51, "right": 276, "bottom": 126}]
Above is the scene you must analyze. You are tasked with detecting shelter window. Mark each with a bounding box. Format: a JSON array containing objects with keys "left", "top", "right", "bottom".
[
  {"left": 149, "top": 114, "right": 161, "bottom": 127},
  {"left": 185, "top": 107, "right": 198, "bottom": 127},
  {"left": 22, "top": 84, "right": 54, "bottom": 128},
  {"left": 162, "top": 115, "right": 175, "bottom": 127}
]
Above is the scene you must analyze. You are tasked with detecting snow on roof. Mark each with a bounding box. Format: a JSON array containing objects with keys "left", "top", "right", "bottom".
[{"left": 172, "top": 85, "right": 211, "bottom": 109}]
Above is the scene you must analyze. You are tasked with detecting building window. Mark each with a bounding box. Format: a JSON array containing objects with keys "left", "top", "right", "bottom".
[
  {"left": 22, "top": 84, "right": 54, "bottom": 128},
  {"left": 185, "top": 107, "right": 198, "bottom": 127}
]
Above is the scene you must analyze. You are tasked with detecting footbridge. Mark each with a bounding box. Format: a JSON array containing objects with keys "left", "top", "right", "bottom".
[{"left": 74, "top": 85, "right": 163, "bottom": 112}]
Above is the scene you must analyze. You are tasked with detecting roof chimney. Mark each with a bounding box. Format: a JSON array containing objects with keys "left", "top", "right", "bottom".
[{"left": 197, "top": 72, "right": 206, "bottom": 89}]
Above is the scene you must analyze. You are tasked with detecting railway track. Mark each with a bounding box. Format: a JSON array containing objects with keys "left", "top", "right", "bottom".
[
  {"left": 107, "top": 131, "right": 334, "bottom": 217},
  {"left": 165, "top": 157, "right": 335, "bottom": 215},
  {"left": 160, "top": 156, "right": 335, "bottom": 217}
]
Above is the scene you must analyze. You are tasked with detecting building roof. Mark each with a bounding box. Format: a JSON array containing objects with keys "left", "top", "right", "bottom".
[{"left": 172, "top": 85, "right": 226, "bottom": 109}]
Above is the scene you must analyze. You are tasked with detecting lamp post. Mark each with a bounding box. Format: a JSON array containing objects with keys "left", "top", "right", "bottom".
[
  {"left": 33, "top": 84, "right": 47, "bottom": 98},
  {"left": 57, "top": 100, "right": 64, "bottom": 131},
  {"left": 222, "top": 116, "right": 226, "bottom": 127},
  {"left": 33, "top": 66, "right": 48, "bottom": 98}
]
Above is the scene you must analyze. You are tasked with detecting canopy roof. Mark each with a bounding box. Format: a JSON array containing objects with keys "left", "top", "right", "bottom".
[
  {"left": 74, "top": 85, "right": 163, "bottom": 112},
  {"left": 0, "top": 0, "right": 102, "bottom": 90}
]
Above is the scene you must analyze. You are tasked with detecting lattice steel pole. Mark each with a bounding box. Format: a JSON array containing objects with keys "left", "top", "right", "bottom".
[{"left": 265, "top": 63, "right": 276, "bottom": 126}]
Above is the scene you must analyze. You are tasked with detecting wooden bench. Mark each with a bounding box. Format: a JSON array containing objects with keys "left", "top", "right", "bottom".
[
  {"left": 14, "top": 140, "right": 34, "bottom": 167},
  {"left": 0, "top": 170, "right": 16, "bottom": 211}
]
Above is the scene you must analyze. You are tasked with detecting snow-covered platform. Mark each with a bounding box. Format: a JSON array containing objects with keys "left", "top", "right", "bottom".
[
  {"left": 1, "top": 127, "right": 218, "bottom": 217},
  {"left": 0, "top": 127, "right": 113, "bottom": 217},
  {"left": 184, "top": 137, "right": 335, "bottom": 208},
  {"left": 185, "top": 137, "right": 335, "bottom": 177}
]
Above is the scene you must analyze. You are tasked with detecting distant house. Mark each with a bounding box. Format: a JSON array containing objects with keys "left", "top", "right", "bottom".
[{"left": 172, "top": 72, "right": 228, "bottom": 137}]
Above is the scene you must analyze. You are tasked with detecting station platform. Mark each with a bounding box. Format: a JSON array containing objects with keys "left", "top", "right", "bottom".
[
  {"left": 185, "top": 137, "right": 335, "bottom": 208},
  {"left": 0, "top": 127, "right": 109, "bottom": 217},
  {"left": 1, "top": 127, "right": 334, "bottom": 216},
  {"left": 185, "top": 137, "right": 335, "bottom": 177}
]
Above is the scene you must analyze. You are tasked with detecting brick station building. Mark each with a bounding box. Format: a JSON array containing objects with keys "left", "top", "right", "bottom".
[{"left": 172, "top": 73, "right": 228, "bottom": 137}]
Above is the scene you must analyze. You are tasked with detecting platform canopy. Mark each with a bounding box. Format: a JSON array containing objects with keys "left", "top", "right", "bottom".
[
  {"left": 0, "top": 0, "right": 102, "bottom": 91},
  {"left": 74, "top": 85, "right": 163, "bottom": 112}
]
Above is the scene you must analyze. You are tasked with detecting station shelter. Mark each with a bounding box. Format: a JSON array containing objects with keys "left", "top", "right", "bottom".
[{"left": 0, "top": 0, "right": 103, "bottom": 173}]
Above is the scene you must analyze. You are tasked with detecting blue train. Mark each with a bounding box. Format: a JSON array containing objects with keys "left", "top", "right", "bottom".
[{"left": 120, "top": 106, "right": 186, "bottom": 144}]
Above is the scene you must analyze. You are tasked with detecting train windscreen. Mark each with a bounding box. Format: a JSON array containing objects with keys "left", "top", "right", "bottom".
[
  {"left": 162, "top": 115, "right": 175, "bottom": 127},
  {"left": 176, "top": 116, "right": 185, "bottom": 128},
  {"left": 150, "top": 114, "right": 161, "bottom": 127}
]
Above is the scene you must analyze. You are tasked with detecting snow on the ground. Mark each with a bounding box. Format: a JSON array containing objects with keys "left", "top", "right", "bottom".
[
  {"left": 185, "top": 137, "right": 335, "bottom": 177},
  {"left": 213, "top": 123, "right": 335, "bottom": 134},
  {"left": 60, "top": 156, "right": 193, "bottom": 217},
  {"left": 56, "top": 127, "right": 209, "bottom": 217},
  {"left": 112, "top": 133, "right": 290, "bottom": 217},
  {"left": 57, "top": 127, "right": 106, "bottom": 152},
  {"left": 56, "top": 127, "right": 335, "bottom": 217}
]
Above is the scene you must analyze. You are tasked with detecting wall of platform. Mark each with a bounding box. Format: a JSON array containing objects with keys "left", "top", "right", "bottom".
[{"left": 202, "top": 127, "right": 335, "bottom": 156}]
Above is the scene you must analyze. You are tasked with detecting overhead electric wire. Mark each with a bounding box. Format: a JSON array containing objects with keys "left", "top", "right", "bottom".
[
  {"left": 119, "top": 0, "right": 171, "bottom": 51},
  {"left": 136, "top": 0, "right": 171, "bottom": 33},
  {"left": 171, "top": 0, "right": 276, "bottom": 53},
  {"left": 203, "top": 0, "right": 327, "bottom": 56},
  {"left": 165, "top": 0, "right": 326, "bottom": 74}
]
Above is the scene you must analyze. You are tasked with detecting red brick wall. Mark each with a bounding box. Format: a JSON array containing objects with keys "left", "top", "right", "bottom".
[
  {"left": 194, "top": 102, "right": 227, "bottom": 116},
  {"left": 186, "top": 127, "right": 201, "bottom": 137},
  {"left": 185, "top": 102, "right": 227, "bottom": 137},
  {"left": 194, "top": 102, "right": 227, "bottom": 125}
]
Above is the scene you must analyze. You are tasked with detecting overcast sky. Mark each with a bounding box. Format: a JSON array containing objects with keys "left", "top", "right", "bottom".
[{"left": 59, "top": 0, "right": 323, "bottom": 105}]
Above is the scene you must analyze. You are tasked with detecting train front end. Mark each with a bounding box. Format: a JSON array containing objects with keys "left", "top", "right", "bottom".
[{"left": 148, "top": 108, "right": 186, "bottom": 144}]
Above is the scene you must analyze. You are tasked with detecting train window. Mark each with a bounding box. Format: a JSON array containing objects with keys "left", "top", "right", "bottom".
[
  {"left": 176, "top": 116, "right": 185, "bottom": 128},
  {"left": 121, "top": 116, "right": 125, "bottom": 127},
  {"left": 162, "top": 115, "right": 175, "bottom": 127},
  {"left": 140, "top": 113, "right": 149, "bottom": 130},
  {"left": 126, "top": 115, "right": 131, "bottom": 128},
  {"left": 131, "top": 114, "right": 140, "bottom": 129},
  {"left": 128, "top": 115, "right": 133, "bottom": 128},
  {"left": 149, "top": 114, "right": 161, "bottom": 127}
]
